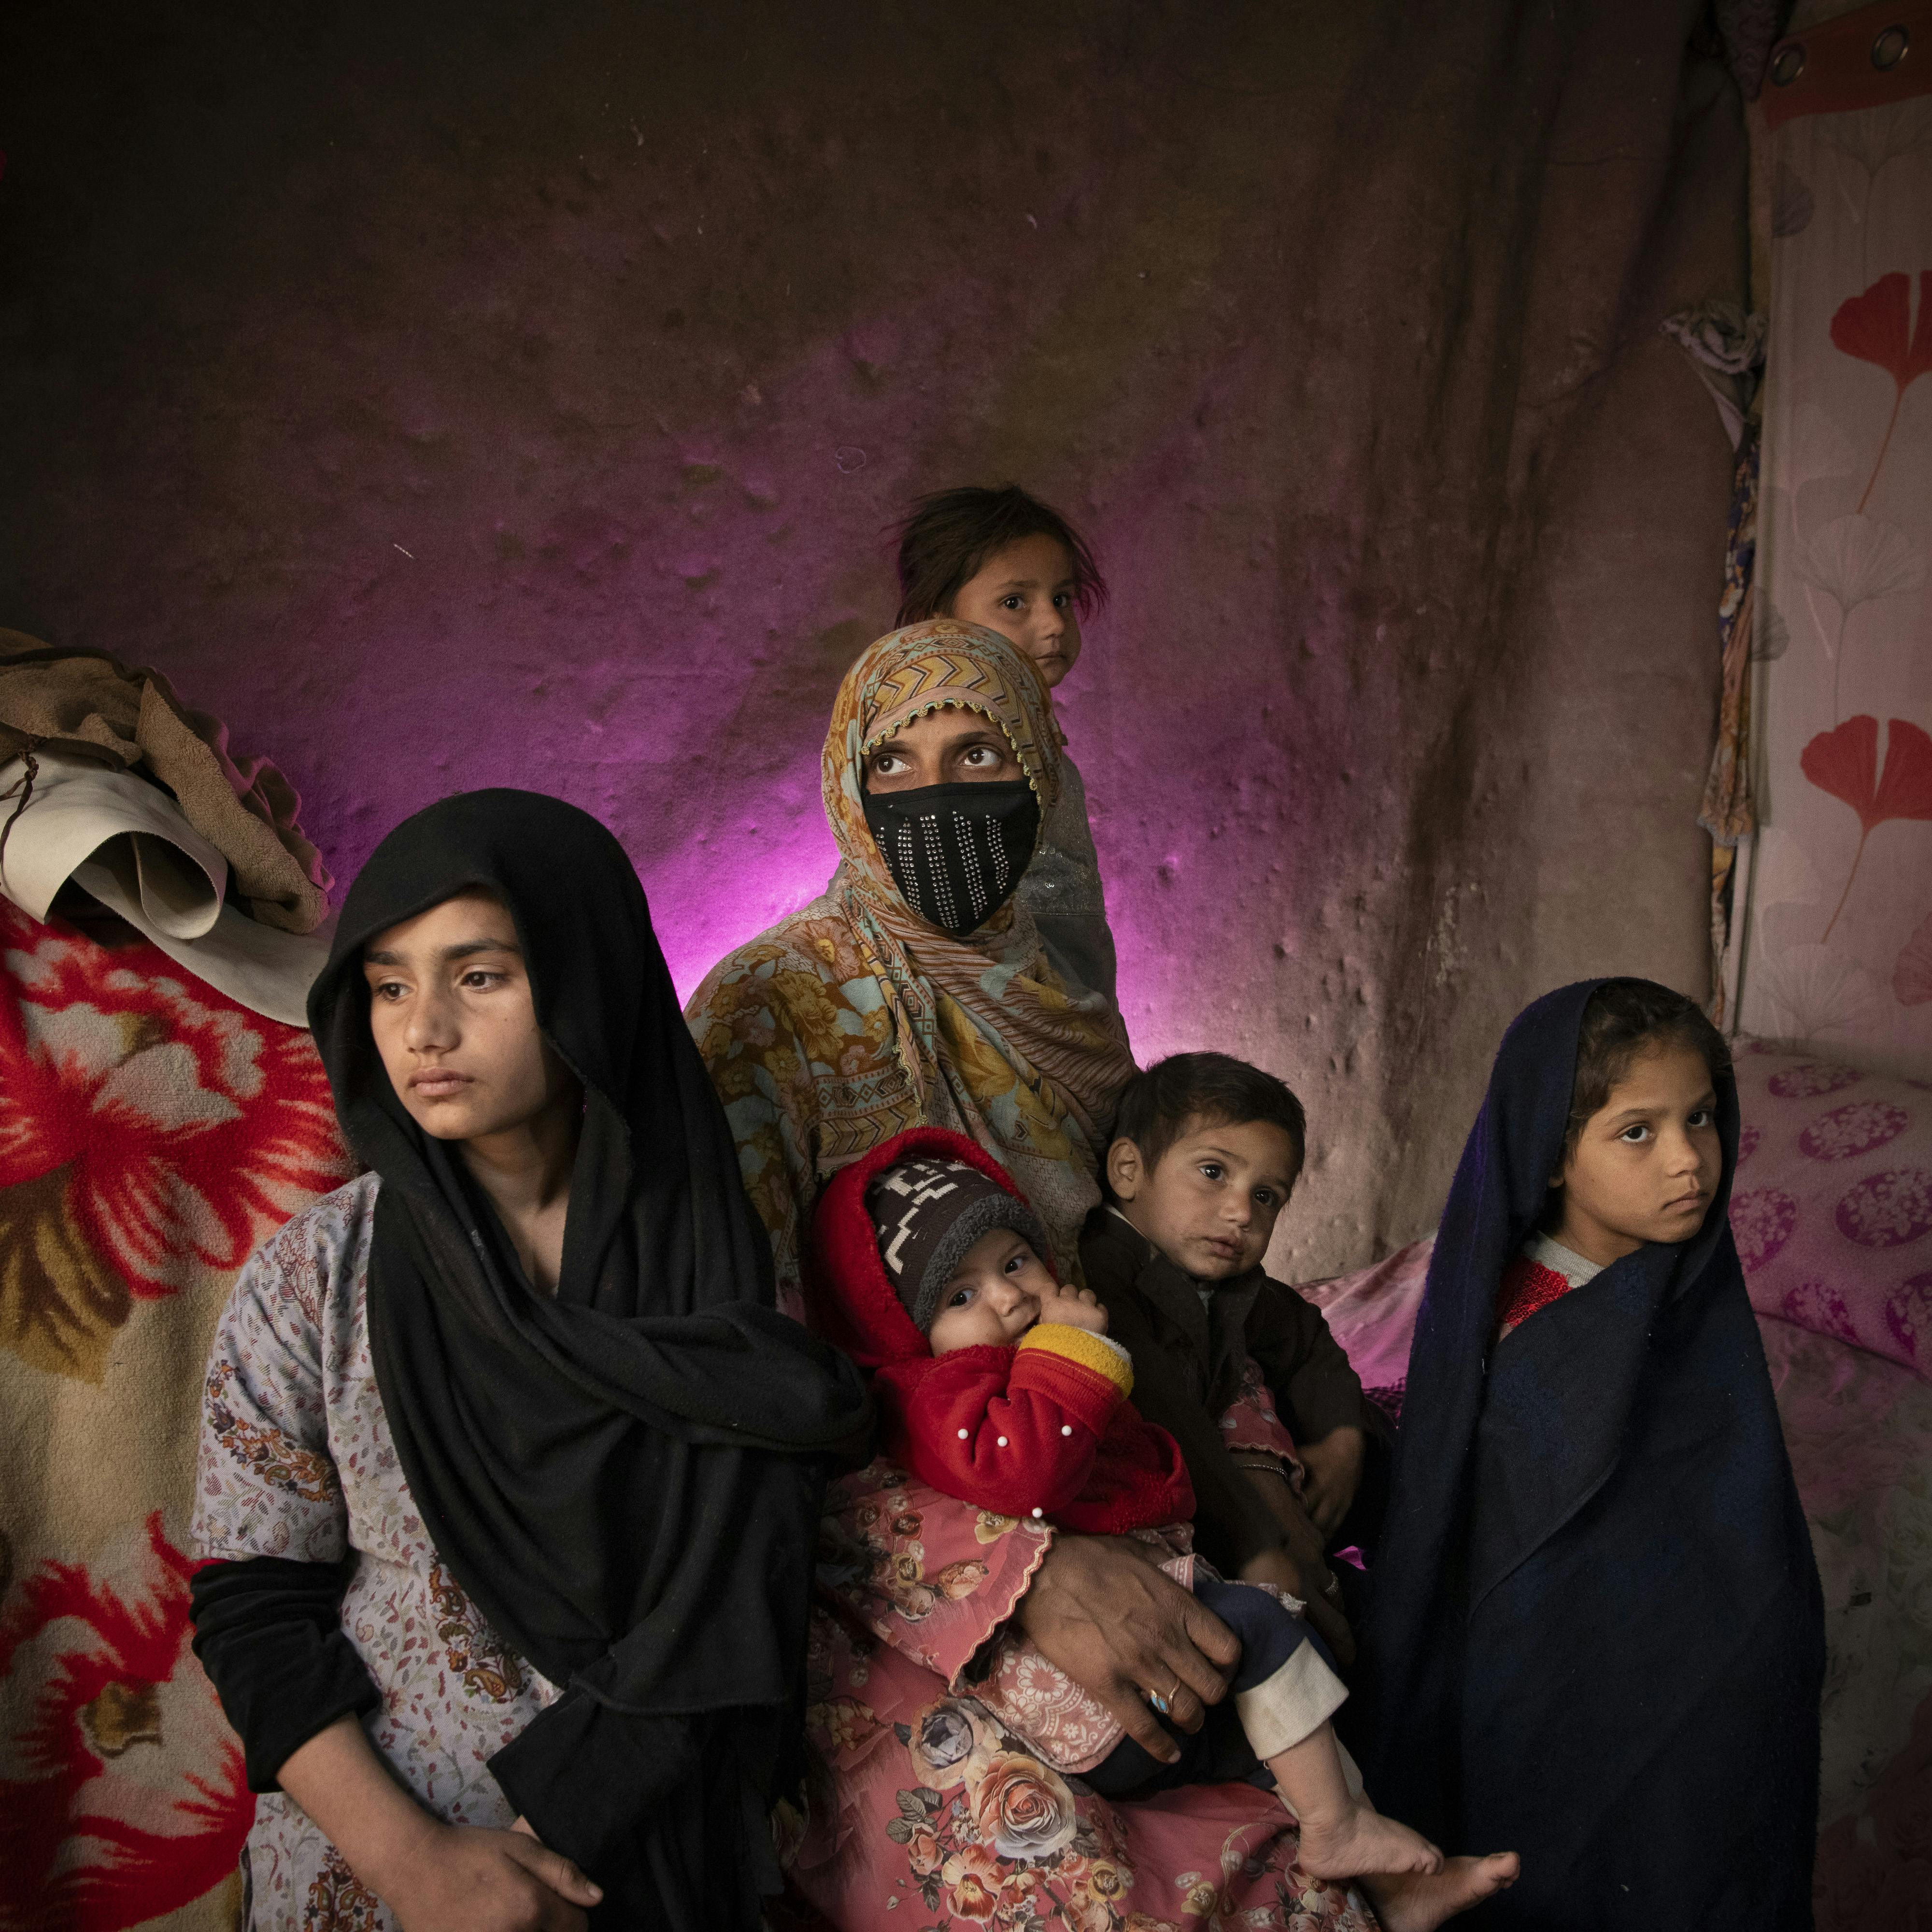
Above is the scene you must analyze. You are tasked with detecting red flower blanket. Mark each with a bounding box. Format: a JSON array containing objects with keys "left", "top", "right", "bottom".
[{"left": 0, "top": 898, "right": 353, "bottom": 1932}]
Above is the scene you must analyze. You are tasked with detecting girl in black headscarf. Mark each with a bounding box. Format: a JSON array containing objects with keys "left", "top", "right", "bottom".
[
  {"left": 1350, "top": 979, "right": 1823, "bottom": 1929},
  {"left": 188, "top": 790, "right": 869, "bottom": 1931}
]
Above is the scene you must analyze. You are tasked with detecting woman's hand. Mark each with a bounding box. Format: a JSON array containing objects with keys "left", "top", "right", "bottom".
[
  {"left": 277, "top": 1716, "right": 601, "bottom": 1932},
  {"left": 1035, "top": 1280, "right": 1109, "bottom": 1336},
  {"left": 382, "top": 1826, "right": 603, "bottom": 1932},
  {"left": 1295, "top": 1427, "right": 1366, "bottom": 1541},
  {"left": 1013, "top": 1534, "right": 1240, "bottom": 1762}
]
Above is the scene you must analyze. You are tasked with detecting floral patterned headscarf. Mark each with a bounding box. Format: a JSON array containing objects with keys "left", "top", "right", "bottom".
[
  {"left": 687, "top": 621, "right": 1136, "bottom": 1307},
  {"left": 823, "top": 621, "right": 1135, "bottom": 1167}
]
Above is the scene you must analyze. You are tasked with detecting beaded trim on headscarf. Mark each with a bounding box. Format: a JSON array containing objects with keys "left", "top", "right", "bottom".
[{"left": 860, "top": 696, "right": 1047, "bottom": 824}]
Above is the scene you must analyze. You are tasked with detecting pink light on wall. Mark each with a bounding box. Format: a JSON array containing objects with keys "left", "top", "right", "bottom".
[{"left": 654, "top": 814, "right": 838, "bottom": 1007}]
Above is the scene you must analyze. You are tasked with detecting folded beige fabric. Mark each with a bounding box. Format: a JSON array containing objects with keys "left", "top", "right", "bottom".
[
  {"left": 0, "top": 630, "right": 331, "bottom": 933},
  {"left": 0, "top": 749, "right": 331, "bottom": 1026}
]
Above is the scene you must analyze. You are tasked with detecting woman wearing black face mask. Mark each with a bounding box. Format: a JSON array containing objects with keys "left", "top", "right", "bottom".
[
  {"left": 860, "top": 702, "right": 1044, "bottom": 939},
  {"left": 687, "top": 626, "right": 1384, "bottom": 1932},
  {"left": 687, "top": 618, "right": 1137, "bottom": 1318}
]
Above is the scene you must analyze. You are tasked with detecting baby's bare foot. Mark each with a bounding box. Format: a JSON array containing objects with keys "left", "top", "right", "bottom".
[
  {"left": 1295, "top": 1802, "right": 1442, "bottom": 1880},
  {"left": 1361, "top": 1852, "right": 1520, "bottom": 1932}
]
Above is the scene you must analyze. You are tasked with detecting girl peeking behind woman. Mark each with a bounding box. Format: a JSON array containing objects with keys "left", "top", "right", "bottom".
[
  {"left": 1354, "top": 979, "right": 1824, "bottom": 1930},
  {"left": 891, "top": 483, "right": 1121, "bottom": 1011},
  {"left": 187, "top": 790, "right": 869, "bottom": 1932}
]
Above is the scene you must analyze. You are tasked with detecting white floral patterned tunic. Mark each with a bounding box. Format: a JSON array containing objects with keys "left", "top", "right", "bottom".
[{"left": 190, "top": 1174, "right": 561, "bottom": 1931}]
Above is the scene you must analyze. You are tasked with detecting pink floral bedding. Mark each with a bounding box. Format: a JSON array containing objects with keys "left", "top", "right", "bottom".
[{"left": 1729, "top": 1043, "right": 1932, "bottom": 1385}]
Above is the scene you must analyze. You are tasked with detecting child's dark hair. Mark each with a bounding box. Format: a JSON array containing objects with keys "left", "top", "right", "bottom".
[
  {"left": 1565, "top": 979, "right": 1732, "bottom": 1155},
  {"left": 894, "top": 485, "right": 1108, "bottom": 628},
  {"left": 1107, "top": 1052, "right": 1307, "bottom": 1189}
]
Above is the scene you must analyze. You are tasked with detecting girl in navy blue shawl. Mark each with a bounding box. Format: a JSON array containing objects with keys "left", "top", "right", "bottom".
[{"left": 1352, "top": 979, "right": 1823, "bottom": 1929}]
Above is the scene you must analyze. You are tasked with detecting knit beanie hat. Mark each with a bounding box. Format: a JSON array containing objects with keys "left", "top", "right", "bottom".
[{"left": 865, "top": 1156, "right": 1051, "bottom": 1336}]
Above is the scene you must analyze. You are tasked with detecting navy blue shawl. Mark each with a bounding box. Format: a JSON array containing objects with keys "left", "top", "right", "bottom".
[{"left": 1352, "top": 981, "right": 1822, "bottom": 1929}]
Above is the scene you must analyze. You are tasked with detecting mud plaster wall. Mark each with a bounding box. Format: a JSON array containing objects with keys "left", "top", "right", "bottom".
[{"left": 0, "top": 0, "right": 1745, "bottom": 1276}]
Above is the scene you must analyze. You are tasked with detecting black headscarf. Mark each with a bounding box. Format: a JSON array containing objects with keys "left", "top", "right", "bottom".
[
  {"left": 307, "top": 789, "right": 870, "bottom": 1929},
  {"left": 1350, "top": 980, "right": 1822, "bottom": 1930}
]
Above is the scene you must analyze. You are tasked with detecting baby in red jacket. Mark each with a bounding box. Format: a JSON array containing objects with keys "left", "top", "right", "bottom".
[{"left": 810, "top": 1125, "right": 1443, "bottom": 1888}]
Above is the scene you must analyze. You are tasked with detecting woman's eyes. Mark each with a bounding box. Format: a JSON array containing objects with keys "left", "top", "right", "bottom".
[
  {"left": 369, "top": 967, "right": 509, "bottom": 1000},
  {"left": 961, "top": 745, "right": 1001, "bottom": 767},
  {"left": 871, "top": 752, "right": 906, "bottom": 775}
]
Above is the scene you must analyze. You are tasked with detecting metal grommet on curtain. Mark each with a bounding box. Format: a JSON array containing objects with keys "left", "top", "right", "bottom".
[
  {"left": 1769, "top": 42, "right": 1806, "bottom": 85},
  {"left": 1871, "top": 25, "right": 1909, "bottom": 71}
]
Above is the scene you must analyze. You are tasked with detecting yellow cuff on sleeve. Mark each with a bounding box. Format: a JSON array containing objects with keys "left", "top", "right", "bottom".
[{"left": 1019, "top": 1322, "right": 1134, "bottom": 1397}]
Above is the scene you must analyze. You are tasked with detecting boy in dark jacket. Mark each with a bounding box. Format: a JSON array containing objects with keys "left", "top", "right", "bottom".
[{"left": 1081, "top": 1053, "right": 1390, "bottom": 1658}]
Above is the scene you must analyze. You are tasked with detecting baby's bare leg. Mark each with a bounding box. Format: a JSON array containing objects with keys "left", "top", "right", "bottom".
[{"left": 1269, "top": 1723, "right": 1441, "bottom": 1879}]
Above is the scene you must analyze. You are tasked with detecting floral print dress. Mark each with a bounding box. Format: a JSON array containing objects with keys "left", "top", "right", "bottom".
[
  {"left": 190, "top": 1175, "right": 562, "bottom": 1931},
  {"left": 795, "top": 1347, "right": 1375, "bottom": 1932},
  {"left": 800, "top": 1455, "right": 1377, "bottom": 1932}
]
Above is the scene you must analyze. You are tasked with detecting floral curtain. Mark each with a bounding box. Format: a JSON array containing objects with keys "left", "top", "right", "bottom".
[{"left": 1737, "top": 10, "right": 1932, "bottom": 1075}]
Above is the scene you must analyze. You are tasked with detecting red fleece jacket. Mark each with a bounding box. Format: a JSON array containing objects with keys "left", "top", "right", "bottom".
[{"left": 807, "top": 1126, "right": 1195, "bottom": 1534}]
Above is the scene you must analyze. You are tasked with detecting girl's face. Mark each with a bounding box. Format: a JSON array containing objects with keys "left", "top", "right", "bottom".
[
  {"left": 947, "top": 534, "right": 1084, "bottom": 688},
  {"left": 864, "top": 704, "right": 1024, "bottom": 792},
  {"left": 1551, "top": 1040, "right": 1721, "bottom": 1266},
  {"left": 362, "top": 890, "right": 576, "bottom": 1145}
]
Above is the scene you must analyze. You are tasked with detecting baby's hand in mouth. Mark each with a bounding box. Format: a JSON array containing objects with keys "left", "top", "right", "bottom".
[{"left": 1036, "top": 1280, "right": 1110, "bottom": 1336}]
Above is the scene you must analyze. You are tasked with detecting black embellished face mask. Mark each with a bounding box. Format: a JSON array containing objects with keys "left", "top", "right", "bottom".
[{"left": 862, "top": 780, "right": 1042, "bottom": 937}]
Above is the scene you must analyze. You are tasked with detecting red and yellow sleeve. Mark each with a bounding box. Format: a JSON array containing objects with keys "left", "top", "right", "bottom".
[
  {"left": 1010, "top": 1324, "right": 1132, "bottom": 1435},
  {"left": 876, "top": 1335, "right": 1135, "bottom": 1520}
]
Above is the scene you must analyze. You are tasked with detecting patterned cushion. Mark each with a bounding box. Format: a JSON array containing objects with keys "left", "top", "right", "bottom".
[{"left": 1731, "top": 1042, "right": 1932, "bottom": 1382}]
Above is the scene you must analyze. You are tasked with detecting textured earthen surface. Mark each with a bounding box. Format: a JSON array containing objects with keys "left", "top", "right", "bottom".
[{"left": 0, "top": 0, "right": 1743, "bottom": 1271}]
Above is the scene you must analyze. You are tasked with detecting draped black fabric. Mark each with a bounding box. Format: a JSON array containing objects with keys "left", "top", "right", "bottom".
[
  {"left": 1350, "top": 980, "right": 1823, "bottom": 1930},
  {"left": 305, "top": 788, "right": 870, "bottom": 1928}
]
